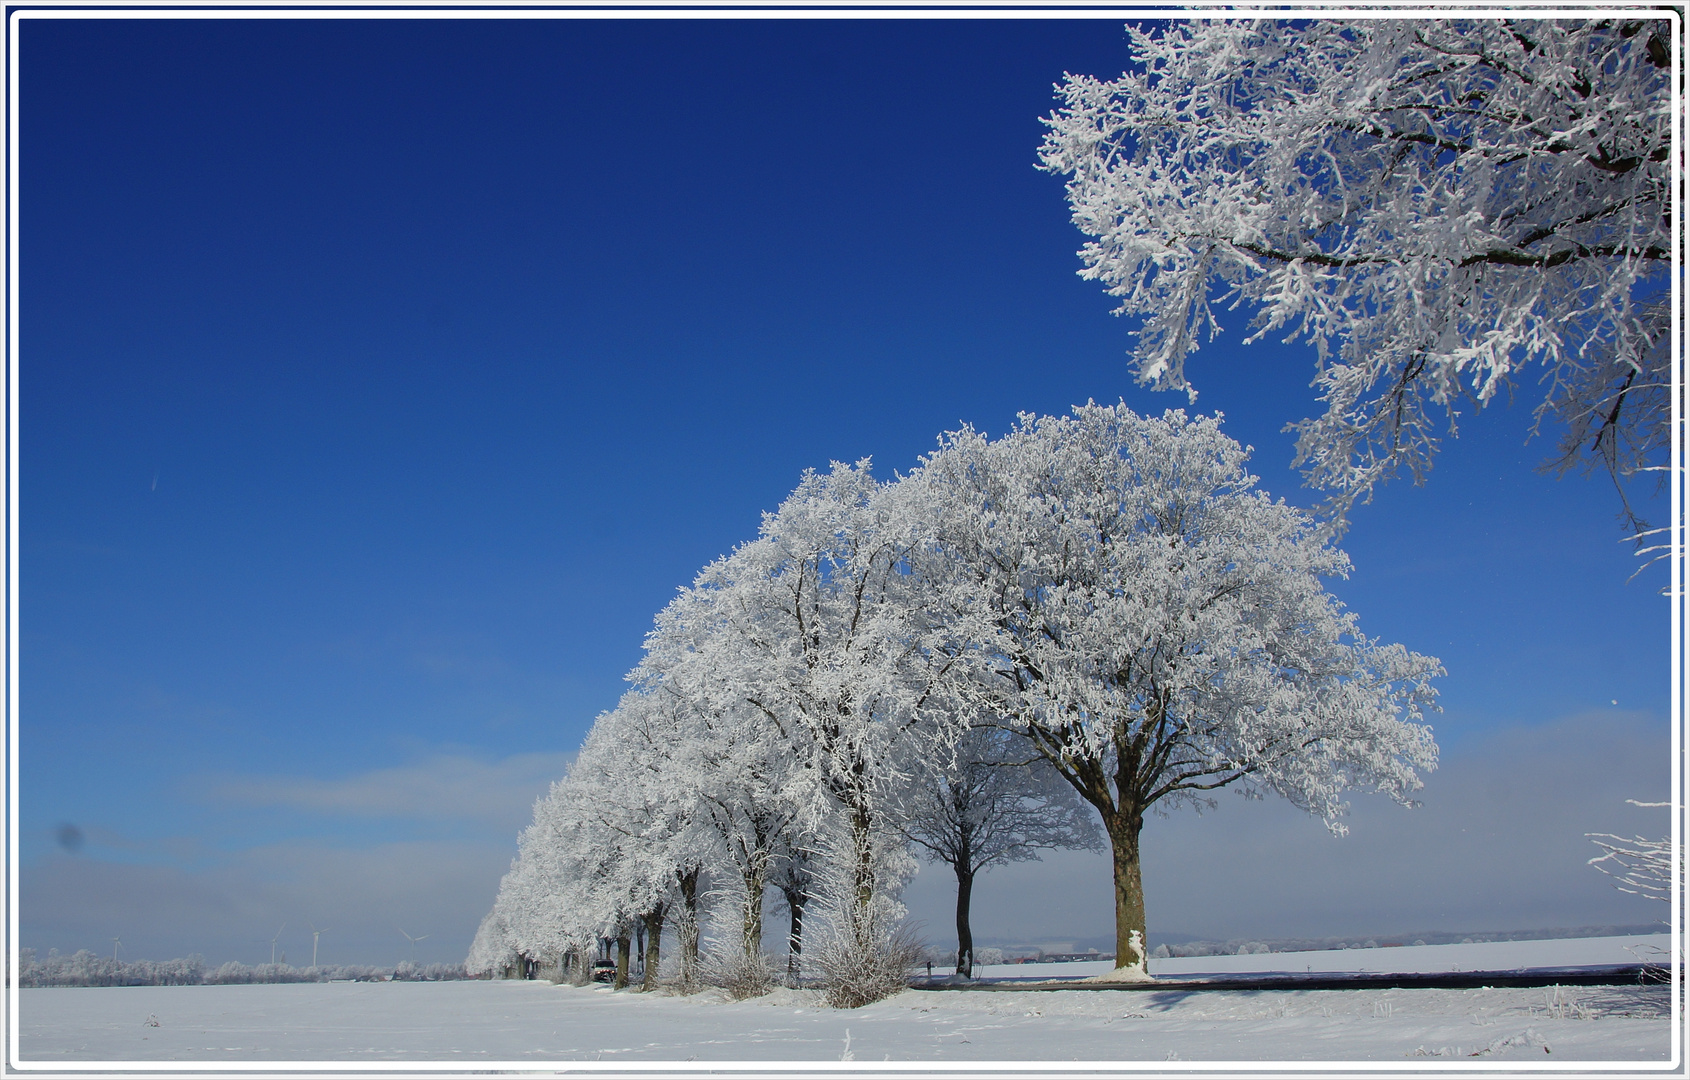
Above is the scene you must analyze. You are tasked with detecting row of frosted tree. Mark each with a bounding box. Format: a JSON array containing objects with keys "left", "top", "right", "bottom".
[
  {"left": 15, "top": 950, "right": 468, "bottom": 987},
  {"left": 467, "top": 404, "right": 1441, "bottom": 1004}
]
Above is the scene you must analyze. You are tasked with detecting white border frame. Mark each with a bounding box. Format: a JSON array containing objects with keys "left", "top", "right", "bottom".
[{"left": 3, "top": 4, "right": 1683, "bottom": 1077}]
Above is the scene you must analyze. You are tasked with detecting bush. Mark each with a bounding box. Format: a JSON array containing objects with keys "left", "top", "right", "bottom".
[
  {"left": 703, "top": 945, "right": 779, "bottom": 1001},
  {"left": 813, "top": 905, "right": 924, "bottom": 1009}
]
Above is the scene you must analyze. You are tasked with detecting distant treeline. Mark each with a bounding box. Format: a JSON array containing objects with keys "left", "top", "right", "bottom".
[{"left": 18, "top": 949, "right": 471, "bottom": 987}]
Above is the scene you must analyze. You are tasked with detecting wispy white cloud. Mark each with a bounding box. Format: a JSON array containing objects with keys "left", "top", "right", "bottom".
[
  {"left": 24, "top": 752, "right": 577, "bottom": 965},
  {"left": 202, "top": 751, "right": 574, "bottom": 832}
]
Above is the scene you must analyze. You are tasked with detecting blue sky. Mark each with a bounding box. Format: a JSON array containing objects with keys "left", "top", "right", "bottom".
[{"left": 19, "top": 15, "right": 1674, "bottom": 968}]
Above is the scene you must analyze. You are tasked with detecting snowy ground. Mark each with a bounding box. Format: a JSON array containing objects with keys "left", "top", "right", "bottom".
[
  {"left": 974, "top": 934, "right": 1679, "bottom": 982},
  {"left": 15, "top": 937, "right": 1677, "bottom": 1066}
]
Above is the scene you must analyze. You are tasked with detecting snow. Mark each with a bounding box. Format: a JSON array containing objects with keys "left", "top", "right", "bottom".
[
  {"left": 981, "top": 934, "right": 1677, "bottom": 982},
  {"left": 16, "top": 936, "right": 1675, "bottom": 1065}
]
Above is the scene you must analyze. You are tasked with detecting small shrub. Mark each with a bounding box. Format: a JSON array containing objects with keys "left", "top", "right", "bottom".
[
  {"left": 704, "top": 945, "right": 779, "bottom": 1001},
  {"left": 813, "top": 907, "right": 924, "bottom": 1009}
]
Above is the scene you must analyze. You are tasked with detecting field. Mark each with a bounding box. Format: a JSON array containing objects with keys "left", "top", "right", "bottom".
[{"left": 15, "top": 936, "right": 1677, "bottom": 1066}]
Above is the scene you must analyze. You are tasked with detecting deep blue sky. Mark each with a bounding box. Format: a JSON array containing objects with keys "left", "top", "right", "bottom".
[{"left": 19, "top": 15, "right": 1673, "bottom": 967}]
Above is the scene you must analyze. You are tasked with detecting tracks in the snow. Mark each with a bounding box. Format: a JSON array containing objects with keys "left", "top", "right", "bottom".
[{"left": 913, "top": 965, "right": 1672, "bottom": 993}]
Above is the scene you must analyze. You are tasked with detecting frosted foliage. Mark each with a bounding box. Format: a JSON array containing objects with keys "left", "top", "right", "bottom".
[
  {"left": 914, "top": 404, "right": 1441, "bottom": 831},
  {"left": 1588, "top": 801, "right": 1680, "bottom": 905},
  {"left": 473, "top": 405, "right": 1444, "bottom": 988},
  {"left": 640, "top": 461, "right": 986, "bottom": 912},
  {"left": 1039, "top": 20, "right": 1672, "bottom": 526},
  {"left": 464, "top": 909, "right": 516, "bottom": 976},
  {"left": 480, "top": 704, "right": 696, "bottom": 974}
]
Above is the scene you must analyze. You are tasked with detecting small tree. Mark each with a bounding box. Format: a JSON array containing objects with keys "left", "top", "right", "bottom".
[
  {"left": 917, "top": 404, "right": 1441, "bottom": 980},
  {"left": 808, "top": 834, "right": 926, "bottom": 1008},
  {"left": 899, "top": 724, "right": 1100, "bottom": 977}
]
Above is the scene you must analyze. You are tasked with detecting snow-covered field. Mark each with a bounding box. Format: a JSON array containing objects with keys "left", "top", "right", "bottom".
[
  {"left": 978, "top": 934, "right": 1678, "bottom": 982},
  {"left": 15, "top": 937, "right": 1677, "bottom": 1066}
]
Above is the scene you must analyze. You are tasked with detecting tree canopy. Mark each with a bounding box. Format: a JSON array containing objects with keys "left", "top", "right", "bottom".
[
  {"left": 471, "top": 405, "right": 1441, "bottom": 990},
  {"left": 915, "top": 404, "right": 1441, "bottom": 977},
  {"left": 1039, "top": 19, "right": 1673, "bottom": 535}
]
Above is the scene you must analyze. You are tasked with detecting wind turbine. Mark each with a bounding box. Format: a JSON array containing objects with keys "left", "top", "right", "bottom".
[
  {"left": 307, "top": 921, "right": 329, "bottom": 969},
  {"left": 269, "top": 923, "right": 286, "bottom": 966},
  {"left": 111, "top": 937, "right": 123, "bottom": 966},
  {"left": 395, "top": 925, "right": 429, "bottom": 966}
]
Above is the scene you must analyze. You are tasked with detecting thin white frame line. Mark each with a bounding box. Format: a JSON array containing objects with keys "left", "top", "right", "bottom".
[
  {"left": 2, "top": 6, "right": 1682, "bottom": 17},
  {"left": 3, "top": 4, "right": 1681, "bottom": 1077},
  {"left": 7, "top": 0, "right": 21, "bottom": 1072},
  {"left": 1672, "top": 4, "right": 1686, "bottom": 1074}
]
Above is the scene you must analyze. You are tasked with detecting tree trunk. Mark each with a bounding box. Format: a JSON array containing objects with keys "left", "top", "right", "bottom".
[
  {"left": 849, "top": 805, "right": 875, "bottom": 921},
  {"left": 1107, "top": 811, "right": 1150, "bottom": 980},
  {"left": 782, "top": 886, "right": 805, "bottom": 986},
  {"left": 678, "top": 867, "right": 701, "bottom": 985},
  {"left": 642, "top": 906, "right": 664, "bottom": 992},
  {"left": 741, "top": 866, "right": 766, "bottom": 959},
  {"left": 954, "top": 865, "right": 976, "bottom": 979},
  {"left": 614, "top": 931, "right": 631, "bottom": 990}
]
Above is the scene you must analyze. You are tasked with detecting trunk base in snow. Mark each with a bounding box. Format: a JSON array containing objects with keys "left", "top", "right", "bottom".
[{"left": 1083, "top": 965, "right": 1154, "bottom": 984}]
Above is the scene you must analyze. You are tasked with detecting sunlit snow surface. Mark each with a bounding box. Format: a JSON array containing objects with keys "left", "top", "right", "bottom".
[{"left": 17, "top": 936, "right": 1676, "bottom": 1064}]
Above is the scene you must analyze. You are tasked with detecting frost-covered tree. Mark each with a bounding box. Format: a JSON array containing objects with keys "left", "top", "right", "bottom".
[
  {"left": 464, "top": 905, "right": 518, "bottom": 978},
  {"left": 482, "top": 715, "right": 678, "bottom": 989},
  {"left": 676, "top": 462, "right": 987, "bottom": 937},
  {"left": 636, "top": 589, "right": 811, "bottom": 973},
  {"left": 916, "top": 404, "right": 1441, "bottom": 980},
  {"left": 898, "top": 724, "right": 1100, "bottom": 978},
  {"left": 1039, "top": 19, "right": 1674, "bottom": 540},
  {"left": 567, "top": 699, "right": 700, "bottom": 989},
  {"left": 499, "top": 777, "right": 602, "bottom": 979}
]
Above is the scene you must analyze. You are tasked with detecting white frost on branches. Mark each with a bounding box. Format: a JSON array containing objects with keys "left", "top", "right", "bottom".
[
  {"left": 913, "top": 404, "right": 1441, "bottom": 975},
  {"left": 471, "top": 404, "right": 1443, "bottom": 994},
  {"left": 1039, "top": 19, "right": 1673, "bottom": 533},
  {"left": 1588, "top": 800, "right": 1679, "bottom": 905}
]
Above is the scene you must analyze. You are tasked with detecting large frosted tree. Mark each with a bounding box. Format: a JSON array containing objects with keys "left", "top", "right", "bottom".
[
  {"left": 1039, "top": 19, "right": 1674, "bottom": 540},
  {"left": 916, "top": 404, "right": 1442, "bottom": 980}
]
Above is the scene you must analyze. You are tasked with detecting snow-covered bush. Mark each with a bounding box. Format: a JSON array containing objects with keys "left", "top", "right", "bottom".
[
  {"left": 702, "top": 943, "right": 779, "bottom": 1000},
  {"left": 812, "top": 896, "right": 924, "bottom": 1009}
]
